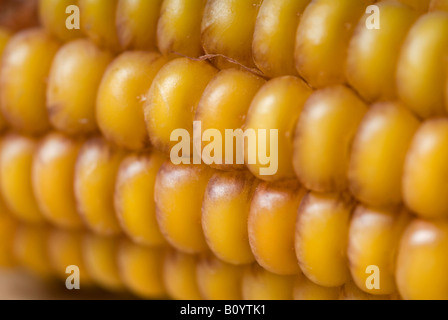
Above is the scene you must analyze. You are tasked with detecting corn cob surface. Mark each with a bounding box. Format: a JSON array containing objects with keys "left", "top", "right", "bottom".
[{"left": 0, "top": 0, "right": 447, "bottom": 300}]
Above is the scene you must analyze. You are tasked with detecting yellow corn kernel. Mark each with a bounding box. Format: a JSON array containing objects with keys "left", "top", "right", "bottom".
[
  {"left": 340, "top": 281, "right": 393, "bottom": 300},
  {"left": 245, "top": 76, "right": 312, "bottom": 181},
  {"left": 155, "top": 162, "right": 213, "bottom": 253},
  {"left": 196, "top": 255, "right": 244, "bottom": 300},
  {"left": 74, "top": 137, "right": 126, "bottom": 235},
  {"left": 396, "top": 12, "right": 448, "bottom": 118},
  {"left": 430, "top": 0, "right": 448, "bottom": 11},
  {"left": 0, "top": 28, "right": 11, "bottom": 132},
  {"left": 0, "top": 28, "right": 60, "bottom": 135},
  {"left": 295, "top": 192, "right": 354, "bottom": 287},
  {"left": 403, "top": 119, "right": 448, "bottom": 219},
  {"left": 97, "top": 51, "right": 169, "bottom": 150},
  {"left": 116, "top": 0, "right": 163, "bottom": 51},
  {"left": 115, "top": 152, "right": 166, "bottom": 247},
  {"left": 163, "top": 250, "right": 202, "bottom": 300},
  {"left": 201, "top": 0, "right": 263, "bottom": 69},
  {"left": 14, "top": 224, "right": 52, "bottom": 278},
  {"left": 202, "top": 171, "right": 257, "bottom": 265},
  {"left": 348, "top": 102, "right": 420, "bottom": 206},
  {"left": 348, "top": 205, "right": 411, "bottom": 295},
  {"left": 47, "top": 229, "right": 93, "bottom": 286},
  {"left": 83, "top": 233, "right": 124, "bottom": 292},
  {"left": 293, "top": 274, "right": 340, "bottom": 300},
  {"left": 195, "top": 68, "right": 265, "bottom": 170},
  {"left": 252, "top": 0, "right": 310, "bottom": 77},
  {"left": 249, "top": 180, "right": 305, "bottom": 275},
  {"left": 39, "top": 0, "right": 83, "bottom": 42},
  {"left": 0, "top": 134, "right": 45, "bottom": 224},
  {"left": 295, "top": 0, "right": 374, "bottom": 88},
  {"left": 346, "top": 1, "right": 418, "bottom": 103},
  {"left": 117, "top": 239, "right": 166, "bottom": 299},
  {"left": 396, "top": 219, "right": 448, "bottom": 300},
  {"left": 293, "top": 86, "right": 368, "bottom": 192},
  {"left": 144, "top": 58, "right": 218, "bottom": 155},
  {"left": 0, "top": 211, "right": 17, "bottom": 268},
  {"left": 157, "top": 0, "right": 206, "bottom": 58},
  {"left": 47, "top": 38, "right": 113, "bottom": 135},
  {"left": 78, "top": 0, "right": 120, "bottom": 51},
  {"left": 242, "top": 264, "right": 295, "bottom": 300},
  {"left": 32, "top": 132, "right": 85, "bottom": 229},
  {"left": 395, "top": 0, "right": 431, "bottom": 12}
]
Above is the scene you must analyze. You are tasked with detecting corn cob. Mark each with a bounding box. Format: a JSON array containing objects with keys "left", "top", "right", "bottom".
[{"left": 0, "top": 0, "right": 446, "bottom": 301}]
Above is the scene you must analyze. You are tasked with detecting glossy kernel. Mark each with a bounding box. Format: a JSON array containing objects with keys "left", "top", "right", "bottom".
[
  {"left": 348, "top": 205, "right": 411, "bottom": 295},
  {"left": 0, "top": 134, "right": 46, "bottom": 224},
  {"left": 47, "top": 38, "right": 113, "bottom": 135},
  {"left": 32, "top": 132, "right": 85, "bottom": 229},
  {"left": 348, "top": 102, "right": 420, "bottom": 206},
  {"left": 202, "top": 171, "right": 257, "bottom": 265},
  {"left": 396, "top": 12, "right": 448, "bottom": 118},
  {"left": 295, "top": 192, "right": 354, "bottom": 287},
  {"left": 293, "top": 86, "right": 368, "bottom": 192},
  {"left": 155, "top": 162, "right": 214, "bottom": 253},
  {"left": 249, "top": 180, "right": 305, "bottom": 275},
  {"left": 346, "top": 1, "right": 418, "bottom": 102},
  {"left": 115, "top": 152, "right": 166, "bottom": 247},
  {"left": 295, "top": 0, "right": 374, "bottom": 88},
  {"left": 144, "top": 58, "right": 218, "bottom": 155},
  {"left": 78, "top": 0, "right": 120, "bottom": 51},
  {"left": 201, "top": 0, "right": 263, "bottom": 69},
  {"left": 252, "top": 0, "right": 310, "bottom": 77},
  {"left": 293, "top": 274, "right": 340, "bottom": 300},
  {"left": 245, "top": 76, "right": 312, "bottom": 181},
  {"left": 116, "top": 0, "right": 163, "bottom": 51},
  {"left": 39, "top": 0, "right": 84, "bottom": 42},
  {"left": 195, "top": 68, "right": 265, "bottom": 170},
  {"left": 74, "top": 137, "right": 126, "bottom": 235},
  {"left": 403, "top": 119, "right": 448, "bottom": 219},
  {"left": 0, "top": 28, "right": 60, "bottom": 135},
  {"left": 97, "top": 51, "right": 169, "bottom": 150},
  {"left": 396, "top": 219, "right": 448, "bottom": 300},
  {"left": 157, "top": 0, "right": 206, "bottom": 58}
]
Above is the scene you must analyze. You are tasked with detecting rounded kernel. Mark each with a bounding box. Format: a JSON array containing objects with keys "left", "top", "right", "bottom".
[
  {"left": 293, "top": 86, "right": 368, "bottom": 192},
  {"left": 47, "top": 38, "right": 113, "bottom": 135},
  {"left": 403, "top": 119, "right": 448, "bottom": 219},
  {"left": 97, "top": 51, "right": 169, "bottom": 150},
  {"left": 348, "top": 205, "right": 411, "bottom": 295},
  {"left": 195, "top": 68, "right": 265, "bottom": 170},
  {"left": 295, "top": 192, "right": 354, "bottom": 287},
  {"left": 157, "top": 0, "right": 206, "bottom": 58},
  {"left": 249, "top": 180, "right": 305, "bottom": 275},
  {"left": 396, "top": 219, "right": 448, "bottom": 300},
  {"left": 293, "top": 274, "right": 340, "bottom": 300},
  {"left": 0, "top": 134, "right": 46, "bottom": 224},
  {"left": 117, "top": 239, "right": 166, "bottom": 299},
  {"left": 163, "top": 250, "right": 202, "bottom": 300},
  {"left": 0, "top": 28, "right": 60, "bottom": 135},
  {"left": 155, "top": 162, "right": 213, "bottom": 253},
  {"left": 396, "top": 12, "right": 448, "bottom": 118},
  {"left": 144, "top": 58, "right": 218, "bottom": 155},
  {"left": 348, "top": 102, "right": 420, "bottom": 206},
  {"left": 74, "top": 137, "right": 126, "bottom": 235},
  {"left": 245, "top": 76, "right": 312, "bottom": 181},
  {"left": 115, "top": 151, "right": 166, "bottom": 247},
  {"left": 32, "top": 132, "right": 85, "bottom": 229},
  {"left": 202, "top": 171, "right": 257, "bottom": 265}
]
